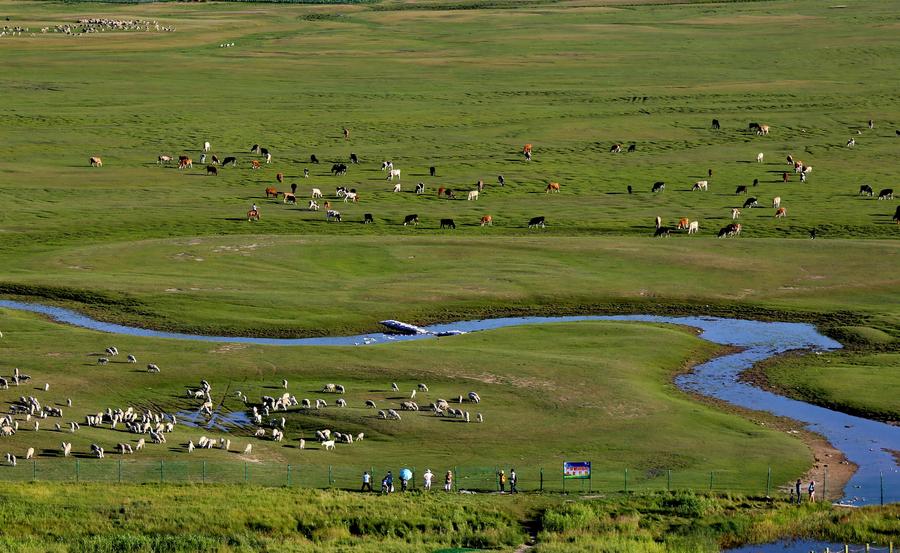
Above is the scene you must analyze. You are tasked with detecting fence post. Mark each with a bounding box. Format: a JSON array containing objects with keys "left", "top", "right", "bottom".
[
  {"left": 328, "top": 465, "right": 333, "bottom": 487},
  {"left": 540, "top": 468, "right": 543, "bottom": 492},
  {"left": 823, "top": 466, "right": 828, "bottom": 501},
  {"left": 624, "top": 468, "right": 628, "bottom": 493},
  {"left": 454, "top": 466, "right": 458, "bottom": 492},
  {"left": 159, "top": 460, "right": 164, "bottom": 483},
  {"left": 75, "top": 459, "right": 79, "bottom": 483},
  {"left": 32, "top": 460, "right": 36, "bottom": 482},
  {"left": 118, "top": 459, "right": 122, "bottom": 483},
  {"left": 766, "top": 466, "right": 771, "bottom": 498},
  {"left": 244, "top": 462, "right": 249, "bottom": 483},
  {"left": 667, "top": 469, "right": 671, "bottom": 492},
  {"left": 844, "top": 545, "right": 849, "bottom": 553},
  {"left": 287, "top": 464, "right": 292, "bottom": 487},
  {"left": 202, "top": 460, "right": 206, "bottom": 484},
  {"left": 709, "top": 471, "right": 714, "bottom": 491},
  {"left": 881, "top": 471, "right": 884, "bottom": 506}
]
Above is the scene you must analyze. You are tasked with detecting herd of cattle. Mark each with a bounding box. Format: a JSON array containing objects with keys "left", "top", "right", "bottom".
[{"left": 88, "top": 119, "right": 900, "bottom": 234}]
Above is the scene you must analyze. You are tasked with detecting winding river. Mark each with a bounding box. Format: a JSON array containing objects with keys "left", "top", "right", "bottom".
[{"left": 0, "top": 300, "right": 897, "bottom": 504}]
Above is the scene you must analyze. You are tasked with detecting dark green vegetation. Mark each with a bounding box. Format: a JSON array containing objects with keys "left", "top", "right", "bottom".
[{"left": 0, "top": 484, "right": 896, "bottom": 553}]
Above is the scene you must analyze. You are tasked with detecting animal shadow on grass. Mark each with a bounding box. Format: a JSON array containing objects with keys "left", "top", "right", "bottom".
[{"left": 224, "top": 217, "right": 248, "bottom": 222}]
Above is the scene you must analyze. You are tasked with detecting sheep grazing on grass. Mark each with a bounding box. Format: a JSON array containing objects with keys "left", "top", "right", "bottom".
[
  {"left": 25, "top": 447, "right": 34, "bottom": 460},
  {"left": 244, "top": 444, "right": 252, "bottom": 455},
  {"left": 136, "top": 438, "right": 145, "bottom": 451},
  {"left": 298, "top": 438, "right": 305, "bottom": 450},
  {"left": 322, "top": 440, "right": 336, "bottom": 451}
]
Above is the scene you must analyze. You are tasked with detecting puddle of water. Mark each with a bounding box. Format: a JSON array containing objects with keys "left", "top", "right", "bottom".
[
  {"left": 175, "top": 409, "right": 252, "bottom": 433},
  {"left": 1, "top": 301, "right": 897, "bottom": 504},
  {"left": 723, "top": 540, "right": 869, "bottom": 552}
]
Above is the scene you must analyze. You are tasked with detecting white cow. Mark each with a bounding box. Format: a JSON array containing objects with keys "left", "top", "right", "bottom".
[
  {"left": 311, "top": 188, "right": 323, "bottom": 199},
  {"left": 756, "top": 152, "right": 764, "bottom": 163},
  {"left": 393, "top": 183, "right": 401, "bottom": 193},
  {"left": 731, "top": 208, "right": 741, "bottom": 220},
  {"left": 387, "top": 169, "right": 401, "bottom": 181},
  {"left": 773, "top": 196, "right": 781, "bottom": 208},
  {"left": 203, "top": 141, "right": 211, "bottom": 152},
  {"left": 467, "top": 190, "right": 479, "bottom": 201},
  {"left": 687, "top": 221, "right": 699, "bottom": 234},
  {"left": 692, "top": 180, "right": 708, "bottom": 191},
  {"left": 308, "top": 200, "right": 319, "bottom": 211}
]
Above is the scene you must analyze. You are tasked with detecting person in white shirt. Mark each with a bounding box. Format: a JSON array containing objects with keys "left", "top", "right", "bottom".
[{"left": 423, "top": 469, "right": 433, "bottom": 491}]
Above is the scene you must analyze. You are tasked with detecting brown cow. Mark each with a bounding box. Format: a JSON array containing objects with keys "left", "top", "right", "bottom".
[
  {"left": 757, "top": 124, "right": 770, "bottom": 136},
  {"left": 178, "top": 158, "right": 192, "bottom": 170},
  {"left": 247, "top": 209, "right": 260, "bottom": 222},
  {"left": 89, "top": 157, "right": 102, "bottom": 167},
  {"left": 480, "top": 215, "right": 493, "bottom": 227},
  {"left": 782, "top": 172, "right": 790, "bottom": 183},
  {"left": 276, "top": 172, "right": 284, "bottom": 184},
  {"left": 283, "top": 193, "right": 296, "bottom": 205},
  {"left": 522, "top": 143, "right": 533, "bottom": 154},
  {"left": 206, "top": 165, "right": 217, "bottom": 176},
  {"left": 676, "top": 217, "right": 690, "bottom": 230},
  {"left": 774, "top": 207, "right": 786, "bottom": 218},
  {"left": 546, "top": 182, "right": 560, "bottom": 193},
  {"left": 265, "top": 187, "right": 279, "bottom": 198},
  {"left": 251, "top": 160, "right": 261, "bottom": 170},
  {"left": 343, "top": 127, "right": 350, "bottom": 140},
  {"left": 437, "top": 187, "right": 446, "bottom": 198}
]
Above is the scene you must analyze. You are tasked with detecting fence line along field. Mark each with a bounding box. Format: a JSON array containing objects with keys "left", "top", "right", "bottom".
[{"left": 0, "top": 0, "right": 899, "bottom": 549}]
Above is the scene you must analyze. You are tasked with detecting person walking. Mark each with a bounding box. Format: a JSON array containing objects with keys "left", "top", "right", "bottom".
[
  {"left": 509, "top": 469, "right": 518, "bottom": 494},
  {"left": 423, "top": 469, "right": 433, "bottom": 491},
  {"left": 808, "top": 480, "right": 816, "bottom": 502},
  {"left": 361, "top": 471, "right": 373, "bottom": 492},
  {"left": 498, "top": 470, "right": 507, "bottom": 493},
  {"left": 386, "top": 471, "right": 394, "bottom": 493},
  {"left": 444, "top": 470, "right": 453, "bottom": 492},
  {"left": 795, "top": 479, "right": 802, "bottom": 505}
]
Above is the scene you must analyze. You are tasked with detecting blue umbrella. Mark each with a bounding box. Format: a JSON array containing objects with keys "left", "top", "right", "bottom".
[{"left": 400, "top": 468, "right": 413, "bottom": 481}]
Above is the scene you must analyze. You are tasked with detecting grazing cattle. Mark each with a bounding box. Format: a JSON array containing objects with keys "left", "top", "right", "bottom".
[
  {"left": 310, "top": 154, "right": 319, "bottom": 164},
  {"left": 809, "top": 228, "right": 818, "bottom": 239},
  {"left": 344, "top": 192, "right": 359, "bottom": 203},
  {"left": 712, "top": 119, "right": 720, "bottom": 130},
  {"left": 893, "top": 206, "right": 900, "bottom": 224},
  {"left": 251, "top": 144, "right": 260, "bottom": 153},
  {"left": 735, "top": 185, "right": 748, "bottom": 195},
  {"left": 688, "top": 221, "right": 699, "bottom": 234},
  {"left": 878, "top": 189, "right": 894, "bottom": 200},
  {"left": 276, "top": 173, "right": 284, "bottom": 184},
  {"left": 343, "top": 127, "right": 350, "bottom": 140},
  {"left": 403, "top": 214, "right": 419, "bottom": 226},
  {"left": 522, "top": 143, "right": 532, "bottom": 155},
  {"left": 610, "top": 143, "right": 622, "bottom": 153},
  {"left": 204, "top": 141, "right": 211, "bottom": 152},
  {"left": 651, "top": 181, "right": 665, "bottom": 193},
  {"left": 718, "top": 223, "right": 742, "bottom": 238},
  {"left": 429, "top": 166, "right": 436, "bottom": 177},
  {"left": 708, "top": 168, "right": 713, "bottom": 178},
  {"left": 467, "top": 190, "right": 479, "bottom": 201},
  {"left": 753, "top": 178, "right": 759, "bottom": 187},
  {"left": 250, "top": 160, "right": 261, "bottom": 170},
  {"left": 628, "top": 143, "right": 636, "bottom": 152},
  {"left": 757, "top": 124, "right": 770, "bottom": 135},
  {"left": 477, "top": 179, "right": 484, "bottom": 192},
  {"left": 756, "top": 152, "right": 764, "bottom": 163},
  {"left": 444, "top": 188, "right": 455, "bottom": 199},
  {"left": 382, "top": 161, "right": 393, "bottom": 171},
  {"left": 528, "top": 216, "right": 545, "bottom": 229},
  {"left": 731, "top": 208, "right": 741, "bottom": 220},
  {"left": 222, "top": 156, "right": 237, "bottom": 166},
  {"left": 387, "top": 169, "right": 401, "bottom": 181},
  {"left": 794, "top": 160, "right": 804, "bottom": 173},
  {"left": 676, "top": 217, "right": 690, "bottom": 230},
  {"left": 692, "top": 180, "right": 708, "bottom": 191},
  {"left": 847, "top": 138, "right": 857, "bottom": 148},
  {"left": 265, "top": 187, "right": 279, "bottom": 198},
  {"left": 364, "top": 213, "right": 374, "bottom": 224},
  {"left": 480, "top": 215, "right": 493, "bottom": 227},
  {"left": 415, "top": 182, "right": 425, "bottom": 195},
  {"left": 331, "top": 163, "right": 347, "bottom": 176},
  {"left": 200, "top": 153, "right": 207, "bottom": 164},
  {"left": 311, "top": 188, "right": 323, "bottom": 198},
  {"left": 773, "top": 196, "right": 781, "bottom": 208},
  {"left": 896, "top": 130, "right": 900, "bottom": 136},
  {"left": 787, "top": 155, "right": 794, "bottom": 166},
  {"left": 749, "top": 122, "right": 759, "bottom": 131},
  {"left": 437, "top": 187, "right": 445, "bottom": 198},
  {"left": 859, "top": 184, "right": 873, "bottom": 196},
  {"left": 868, "top": 119, "right": 874, "bottom": 130},
  {"left": 774, "top": 207, "right": 786, "bottom": 218},
  {"left": 440, "top": 218, "right": 456, "bottom": 229},
  {"left": 743, "top": 197, "right": 759, "bottom": 208},
  {"left": 211, "top": 155, "right": 220, "bottom": 165},
  {"left": 498, "top": 175, "right": 505, "bottom": 186},
  {"left": 158, "top": 155, "right": 172, "bottom": 165},
  {"left": 393, "top": 183, "right": 402, "bottom": 193},
  {"left": 654, "top": 226, "right": 672, "bottom": 237},
  {"left": 178, "top": 157, "right": 192, "bottom": 169},
  {"left": 283, "top": 193, "right": 296, "bottom": 205},
  {"left": 350, "top": 153, "right": 358, "bottom": 164},
  {"left": 546, "top": 182, "right": 560, "bottom": 193},
  {"left": 206, "top": 165, "right": 217, "bottom": 176},
  {"left": 323, "top": 201, "right": 331, "bottom": 210},
  {"left": 627, "top": 185, "right": 633, "bottom": 194},
  {"left": 247, "top": 209, "right": 260, "bottom": 222},
  {"left": 326, "top": 209, "right": 342, "bottom": 222},
  {"left": 655, "top": 215, "right": 662, "bottom": 229},
  {"left": 304, "top": 168, "right": 310, "bottom": 178},
  {"left": 783, "top": 172, "right": 790, "bottom": 183},
  {"left": 90, "top": 156, "right": 103, "bottom": 167},
  {"left": 308, "top": 200, "right": 319, "bottom": 211}
]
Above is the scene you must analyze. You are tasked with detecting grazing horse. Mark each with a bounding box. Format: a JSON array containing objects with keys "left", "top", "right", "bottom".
[
  {"left": 247, "top": 209, "right": 260, "bottom": 222},
  {"left": 90, "top": 157, "right": 102, "bottom": 167},
  {"left": 480, "top": 215, "right": 493, "bottom": 227},
  {"left": 546, "top": 182, "right": 560, "bottom": 193}
]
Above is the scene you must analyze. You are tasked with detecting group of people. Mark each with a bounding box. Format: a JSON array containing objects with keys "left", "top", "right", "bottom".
[
  {"left": 791, "top": 478, "right": 816, "bottom": 503},
  {"left": 361, "top": 468, "right": 518, "bottom": 494}
]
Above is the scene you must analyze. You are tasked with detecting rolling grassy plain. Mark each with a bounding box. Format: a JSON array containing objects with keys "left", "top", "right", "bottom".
[{"left": 0, "top": 0, "right": 899, "bottom": 550}]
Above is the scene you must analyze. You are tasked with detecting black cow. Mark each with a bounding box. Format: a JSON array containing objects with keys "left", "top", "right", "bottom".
[
  {"left": 440, "top": 219, "right": 456, "bottom": 229},
  {"left": 303, "top": 168, "right": 310, "bottom": 178},
  {"left": 206, "top": 165, "right": 217, "bottom": 176},
  {"left": 651, "top": 181, "right": 665, "bottom": 193},
  {"left": 331, "top": 163, "right": 347, "bottom": 176},
  {"left": 528, "top": 216, "right": 545, "bottom": 229},
  {"left": 859, "top": 184, "right": 873, "bottom": 196},
  {"left": 291, "top": 183, "right": 298, "bottom": 195},
  {"left": 364, "top": 213, "right": 374, "bottom": 224},
  {"left": 893, "top": 206, "right": 900, "bottom": 224},
  {"left": 444, "top": 189, "right": 455, "bottom": 199},
  {"left": 211, "top": 155, "right": 220, "bottom": 165},
  {"left": 654, "top": 226, "right": 672, "bottom": 237},
  {"left": 743, "top": 197, "right": 759, "bottom": 208},
  {"left": 222, "top": 156, "right": 237, "bottom": 166},
  {"left": 878, "top": 188, "right": 894, "bottom": 200},
  {"left": 712, "top": 119, "right": 720, "bottom": 130},
  {"left": 749, "top": 122, "right": 760, "bottom": 131},
  {"left": 809, "top": 228, "right": 818, "bottom": 239},
  {"left": 752, "top": 178, "right": 759, "bottom": 187},
  {"left": 497, "top": 175, "right": 505, "bottom": 186},
  {"left": 415, "top": 182, "right": 425, "bottom": 194},
  {"left": 403, "top": 214, "right": 419, "bottom": 227},
  {"left": 429, "top": 166, "right": 436, "bottom": 177},
  {"left": 250, "top": 144, "right": 260, "bottom": 153},
  {"left": 260, "top": 147, "right": 269, "bottom": 157},
  {"left": 708, "top": 168, "right": 713, "bottom": 178},
  {"left": 896, "top": 130, "right": 900, "bottom": 136},
  {"left": 310, "top": 154, "right": 319, "bottom": 164},
  {"left": 735, "top": 185, "right": 748, "bottom": 195},
  {"left": 350, "top": 153, "right": 358, "bottom": 164},
  {"left": 627, "top": 185, "right": 633, "bottom": 194},
  {"left": 627, "top": 144, "right": 636, "bottom": 152}
]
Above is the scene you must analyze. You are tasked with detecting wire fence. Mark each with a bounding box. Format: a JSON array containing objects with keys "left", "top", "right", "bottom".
[{"left": 0, "top": 461, "right": 895, "bottom": 503}]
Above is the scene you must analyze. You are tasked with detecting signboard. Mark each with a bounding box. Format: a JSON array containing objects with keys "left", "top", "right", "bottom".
[{"left": 563, "top": 461, "right": 591, "bottom": 479}]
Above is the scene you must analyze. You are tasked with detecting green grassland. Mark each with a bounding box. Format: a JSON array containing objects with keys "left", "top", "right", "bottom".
[{"left": 0, "top": 484, "right": 896, "bottom": 553}]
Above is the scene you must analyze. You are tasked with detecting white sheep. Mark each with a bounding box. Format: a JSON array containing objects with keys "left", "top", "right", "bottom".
[
  {"left": 322, "top": 440, "right": 335, "bottom": 451},
  {"left": 476, "top": 413, "right": 484, "bottom": 423},
  {"left": 244, "top": 444, "right": 252, "bottom": 455},
  {"left": 25, "top": 447, "right": 34, "bottom": 460},
  {"left": 298, "top": 438, "right": 305, "bottom": 450},
  {"left": 188, "top": 440, "right": 195, "bottom": 453},
  {"left": 356, "top": 432, "right": 365, "bottom": 441}
]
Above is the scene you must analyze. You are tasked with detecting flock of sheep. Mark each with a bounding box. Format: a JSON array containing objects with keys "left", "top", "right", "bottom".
[{"left": 0, "top": 341, "right": 488, "bottom": 465}]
